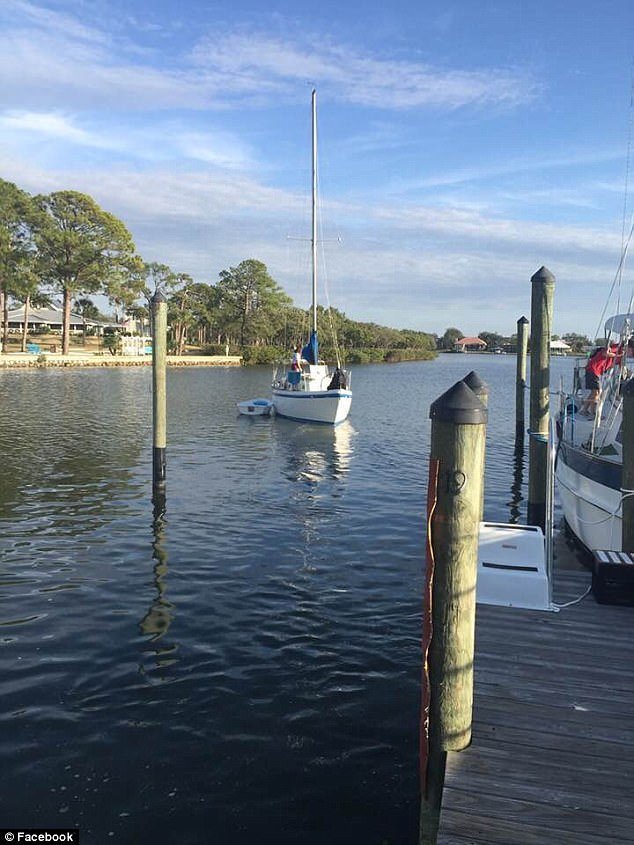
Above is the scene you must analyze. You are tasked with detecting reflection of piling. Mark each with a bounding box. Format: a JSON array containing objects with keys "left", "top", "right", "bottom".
[
  {"left": 152, "top": 289, "right": 167, "bottom": 508},
  {"left": 516, "top": 316, "right": 529, "bottom": 439},
  {"left": 420, "top": 380, "right": 488, "bottom": 844},
  {"left": 140, "top": 512, "right": 173, "bottom": 639},
  {"left": 622, "top": 380, "right": 634, "bottom": 551},
  {"left": 527, "top": 267, "right": 554, "bottom": 531}
]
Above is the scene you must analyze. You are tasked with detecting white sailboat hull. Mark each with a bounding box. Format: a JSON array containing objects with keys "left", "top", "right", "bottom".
[
  {"left": 555, "top": 441, "right": 622, "bottom": 552},
  {"left": 272, "top": 388, "right": 352, "bottom": 424}
]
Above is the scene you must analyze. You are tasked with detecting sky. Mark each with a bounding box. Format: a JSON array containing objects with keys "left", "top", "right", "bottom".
[{"left": 2, "top": 0, "right": 634, "bottom": 338}]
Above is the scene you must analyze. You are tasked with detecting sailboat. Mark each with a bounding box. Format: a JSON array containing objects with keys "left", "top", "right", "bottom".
[
  {"left": 555, "top": 318, "right": 632, "bottom": 552},
  {"left": 271, "top": 90, "right": 352, "bottom": 425}
]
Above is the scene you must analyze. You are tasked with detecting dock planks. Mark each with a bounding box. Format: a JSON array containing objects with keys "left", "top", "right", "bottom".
[{"left": 436, "top": 551, "right": 634, "bottom": 845}]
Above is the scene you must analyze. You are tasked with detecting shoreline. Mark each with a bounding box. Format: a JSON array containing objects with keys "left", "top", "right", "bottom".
[{"left": 0, "top": 353, "right": 243, "bottom": 369}]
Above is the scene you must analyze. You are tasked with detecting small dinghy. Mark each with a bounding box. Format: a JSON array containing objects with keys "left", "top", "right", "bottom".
[{"left": 236, "top": 398, "right": 274, "bottom": 417}]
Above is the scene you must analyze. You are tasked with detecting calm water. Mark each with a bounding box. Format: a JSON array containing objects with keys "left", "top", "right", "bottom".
[{"left": 0, "top": 354, "right": 573, "bottom": 844}]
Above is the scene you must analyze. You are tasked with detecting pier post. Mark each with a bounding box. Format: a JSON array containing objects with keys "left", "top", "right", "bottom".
[
  {"left": 516, "top": 316, "right": 529, "bottom": 439},
  {"left": 527, "top": 267, "right": 555, "bottom": 531},
  {"left": 420, "top": 379, "right": 487, "bottom": 844},
  {"left": 622, "top": 379, "right": 634, "bottom": 551},
  {"left": 463, "top": 371, "right": 488, "bottom": 522},
  {"left": 152, "top": 289, "right": 167, "bottom": 509}
]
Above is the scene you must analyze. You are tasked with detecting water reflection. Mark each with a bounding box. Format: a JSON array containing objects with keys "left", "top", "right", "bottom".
[
  {"left": 281, "top": 420, "right": 356, "bottom": 485},
  {"left": 139, "top": 511, "right": 175, "bottom": 646},
  {"left": 507, "top": 437, "right": 527, "bottom": 524}
]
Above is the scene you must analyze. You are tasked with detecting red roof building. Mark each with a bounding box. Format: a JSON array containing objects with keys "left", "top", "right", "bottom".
[{"left": 455, "top": 337, "right": 487, "bottom": 352}]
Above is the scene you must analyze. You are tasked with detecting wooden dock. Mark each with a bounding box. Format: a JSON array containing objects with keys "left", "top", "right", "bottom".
[{"left": 437, "top": 535, "right": 634, "bottom": 845}]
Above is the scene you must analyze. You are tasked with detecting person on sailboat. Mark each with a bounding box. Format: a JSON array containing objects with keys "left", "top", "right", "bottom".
[
  {"left": 291, "top": 346, "right": 304, "bottom": 372},
  {"left": 579, "top": 342, "right": 621, "bottom": 416}
]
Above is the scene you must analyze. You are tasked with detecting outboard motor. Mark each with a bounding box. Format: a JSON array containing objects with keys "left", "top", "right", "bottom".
[{"left": 327, "top": 368, "right": 347, "bottom": 390}]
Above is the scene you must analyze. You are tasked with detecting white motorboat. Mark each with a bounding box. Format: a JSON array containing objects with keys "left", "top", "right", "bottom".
[{"left": 271, "top": 90, "right": 352, "bottom": 426}]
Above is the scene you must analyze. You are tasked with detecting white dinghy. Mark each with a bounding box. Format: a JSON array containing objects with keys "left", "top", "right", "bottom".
[{"left": 236, "top": 398, "right": 274, "bottom": 417}]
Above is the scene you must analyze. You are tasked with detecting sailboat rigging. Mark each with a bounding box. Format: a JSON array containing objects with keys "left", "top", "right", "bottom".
[{"left": 555, "top": 80, "right": 634, "bottom": 552}]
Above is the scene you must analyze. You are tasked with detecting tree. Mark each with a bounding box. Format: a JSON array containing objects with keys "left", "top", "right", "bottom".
[
  {"left": 170, "top": 281, "right": 219, "bottom": 350},
  {"left": 105, "top": 253, "right": 146, "bottom": 319},
  {"left": 15, "top": 256, "right": 42, "bottom": 352},
  {"left": 74, "top": 297, "right": 106, "bottom": 343},
  {"left": 215, "top": 259, "right": 291, "bottom": 347},
  {"left": 478, "top": 331, "right": 504, "bottom": 350},
  {"left": 562, "top": 332, "right": 592, "bottom": 353},
  {"left": 0, "top": 180, "right": 39, "bottom": 353},
  {"left": 33, "top": 191, "right": 136, "bottom": 354},
  {"left": 441, "top": 327, "right": 464, "bottom": 350},
  {"left": 167, "top": 274, "right": 195, "bottom": 355},
  {"left": 139, "top": 262, "right": 178, "bottom": 302}
]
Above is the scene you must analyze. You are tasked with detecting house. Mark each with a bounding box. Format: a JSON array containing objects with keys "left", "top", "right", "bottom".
[
  {"left": 455, "top": 336, "right": 487, "bottom": 353},
  {"left": 550, "top": 339, "right": 571, "bottom": 355},
  {"left": 7, "top": 304, "right": 115, "bottom": 334}
]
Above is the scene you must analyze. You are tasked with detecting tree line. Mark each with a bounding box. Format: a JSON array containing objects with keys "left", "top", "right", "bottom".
[{"left": 1, "top": 178, "right": 436, "bottom": 362}]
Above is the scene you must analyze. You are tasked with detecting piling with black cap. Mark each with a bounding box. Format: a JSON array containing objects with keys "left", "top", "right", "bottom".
[
  {"left": 152, "top": 289, "right": 167, "bottom": 507},
  {"left": 516, "top": 316, "right": 529, "bottom": 439},
  {"left": 622, "top": 379, "right": 634, "bottom": 551},
  {"left": 527, "top": 267, "right": 555, "bottom": 531},
  {"left": 420, "top": 379, "right": 487, "bottom": 844},
  {"left": 463, "top": 371, "right": 489, "bottom": 521}
]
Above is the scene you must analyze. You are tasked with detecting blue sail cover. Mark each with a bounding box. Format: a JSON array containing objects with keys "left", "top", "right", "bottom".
[{"left": 302, "top": 330, "right": 319, "bottom": 365}]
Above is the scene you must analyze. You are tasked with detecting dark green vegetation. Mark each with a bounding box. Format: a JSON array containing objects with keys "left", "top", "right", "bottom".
[{"left": 0, "top": 179, "right": 436, "bottom": 364}]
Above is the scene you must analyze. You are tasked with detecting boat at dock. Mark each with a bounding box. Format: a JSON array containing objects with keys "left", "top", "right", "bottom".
[
  {"left": 271, "top": 89, "right": 352, "bottom": 425},
  {"left": 555, "top": 316, "right": 632, "bottom": 552}
]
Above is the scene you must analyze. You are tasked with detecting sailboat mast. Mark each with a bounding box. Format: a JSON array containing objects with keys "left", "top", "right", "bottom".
[{"left": 311, "top": 88, "right": 318, "bottom": 336}]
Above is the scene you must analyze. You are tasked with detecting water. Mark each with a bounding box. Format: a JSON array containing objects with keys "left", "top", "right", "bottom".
[{"left": 0, "top": 355, "right": 573, "bottom": 843}]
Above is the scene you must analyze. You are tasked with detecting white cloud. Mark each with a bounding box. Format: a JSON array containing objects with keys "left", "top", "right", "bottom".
[
  {"left": 191, "top": 33, "right": 537, "bottom": 110},
  {"left": 3, "top": 151, "right": 620, "bottom": 335},
  {"left": 0, "top": 110, "right": 93, "bottom": 144},
  {"left": 0, "top": 3, "right": 536, "bottom": 112},
  {"left": 391, "top": 148, "right": 624, "bottom": 193},
  {"left": 6, "top": 0, "right": 110, "bottom": 46},
  {"left": 0, "top": 110, "right": 256, "bottom": 170}
]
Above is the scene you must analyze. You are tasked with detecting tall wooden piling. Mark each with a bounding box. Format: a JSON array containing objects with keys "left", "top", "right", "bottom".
[
  {"left": 152, "top": 289, "right": 167, "bottom": 508},
  {"left": 527, "top": 267, "right": 555, "bottom": 531},
  {"left": 622, "top": 379, "right": 634, "bottom": 551},
  {"left": 516, "top": 316, "right": 529, "bottom": 438},
  {"left": 420, "top": 380, "right": 487, "bottom": 844},
  {"left": 463, "top": 371, "right": 489, "bottom": 522}
]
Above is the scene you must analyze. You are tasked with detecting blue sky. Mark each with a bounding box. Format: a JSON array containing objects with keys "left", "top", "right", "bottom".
[{"left": 2, "top": 0, "right": 634, "bottom": 337}]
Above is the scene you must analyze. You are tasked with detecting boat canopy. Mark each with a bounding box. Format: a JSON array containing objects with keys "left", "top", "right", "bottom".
[
  {"left": 604, "top": 313, "right": 634, "bottom": 335},
  {"left": 302, "top": 330, "right": 319, "bottom": 364}
]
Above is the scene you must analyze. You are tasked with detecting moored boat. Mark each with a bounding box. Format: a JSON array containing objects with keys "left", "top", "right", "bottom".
[
  {"left": 236, "top": 398, "right": 274, "bottom": 416},
  {"left": 271, "top": 90, "right": 352, "bottom": 425},
  {"left": 555, "top": 324, "right": 632, "bottom": 551}
]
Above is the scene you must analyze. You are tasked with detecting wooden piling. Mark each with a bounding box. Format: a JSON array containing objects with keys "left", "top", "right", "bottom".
[
  {"left": 463, "top": 371, "right": 488, "bottom": 522},
  {"left": 527, "top": 267, "right": 554, "bottom": 531},
  {"left": 420, "top": 380, "right": 488, "bottom": 844},
  {"left": 622, "top": 379, "right": 634, "bottom": 551},
  {"left": 152, "top": 289, "right": 167, "bottom": 507},
  {"left": 463, "top": 370, "right": 488, "bottom": 408},
  {"left": 515, "top": 316, "right": 529, "bottom": 439}
]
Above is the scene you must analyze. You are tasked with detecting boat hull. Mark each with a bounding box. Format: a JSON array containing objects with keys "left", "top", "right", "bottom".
[
  {"left": 237, "top": 398, "right": 273, "bottom": 416},
  {"left": 556, "top": 440, "right": 622, "bottom": 551},
  {"left": 272, "top": 388, "right": 352, "bottom": 424}
]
